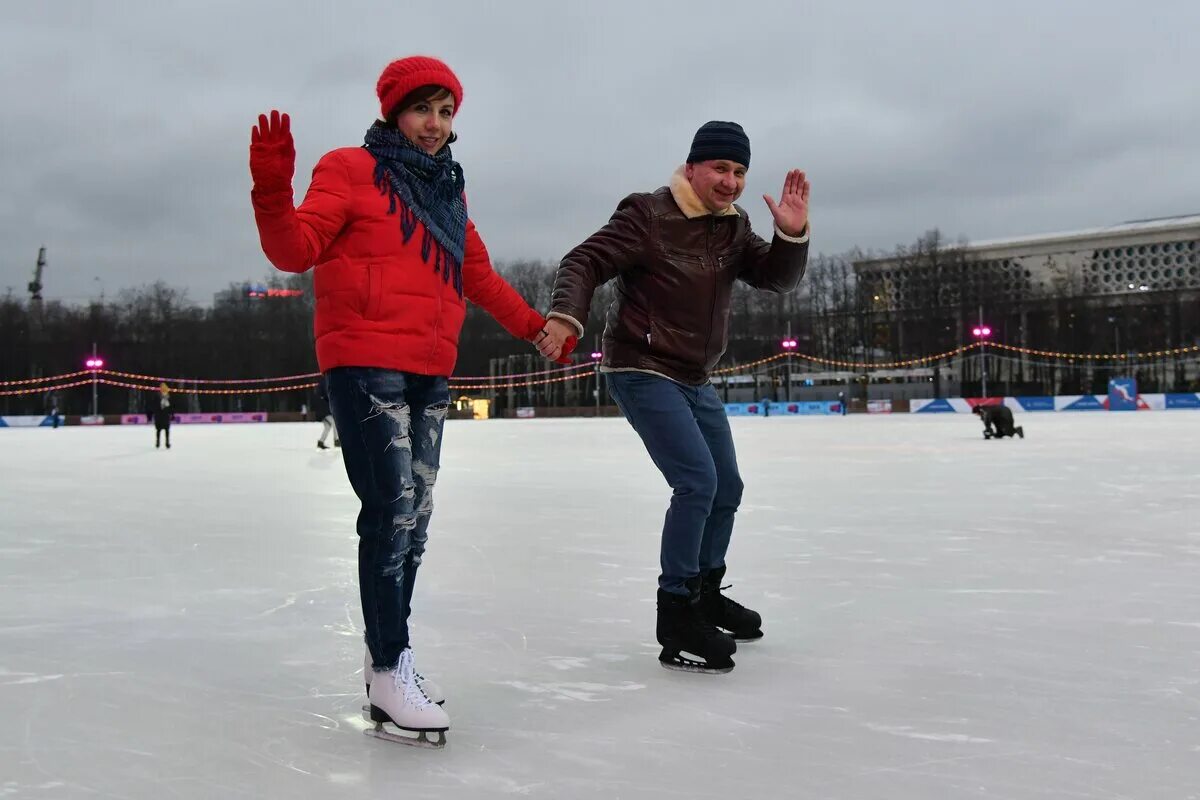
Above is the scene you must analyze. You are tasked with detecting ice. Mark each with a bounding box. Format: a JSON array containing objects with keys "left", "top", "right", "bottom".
[{"left": 2, "top": 413, "right": 1199, "bottom": 798}]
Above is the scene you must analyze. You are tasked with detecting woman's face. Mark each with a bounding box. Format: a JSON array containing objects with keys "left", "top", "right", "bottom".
[{"left": 396, "top": 92, "right": 455, "bottom": 155}]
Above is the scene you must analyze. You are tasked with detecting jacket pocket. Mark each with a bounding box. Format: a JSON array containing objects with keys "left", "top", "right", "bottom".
[
  {"left": 362, "top": 263, "right": 383, "bottom": 320},
  {"left": 655, "top": 242, "right": 706, "bottom": 272},
  {"left": 648, "top": 317, "right": 701, "bottom": 359}
]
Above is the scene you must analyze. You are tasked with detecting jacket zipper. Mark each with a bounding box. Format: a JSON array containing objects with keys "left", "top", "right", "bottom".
[
  {"left": 425, "top": 282, "right": 443, "bottom": 373},
  {"left": 703, "top": 219, "right": 719, "bottom": 364}
]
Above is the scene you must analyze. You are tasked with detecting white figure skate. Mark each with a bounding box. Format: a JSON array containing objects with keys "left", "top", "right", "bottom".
[{"left": 362, "top": 648, "right": 449, "bottom": 749}]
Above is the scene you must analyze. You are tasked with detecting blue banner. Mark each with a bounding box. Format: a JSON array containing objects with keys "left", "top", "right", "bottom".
[
  {"left": 915, "top": 398, "right": 957, "bottom": 413},
  {"left": 1061, "top": 395, "right": 1105, "bottom": 411},
  {"left": 783, "top": 401, "right": 837, "bottom": 416},
  {"left": 723, "top": 402, "right": 837, "bottom": 416},
  {"left": 1014, "top": 396, "right": 1055, "bottom": 411},
  {"left": 1165, "top": 393, "right": 1200, "bottom": 409},
  {"left": 724, "top": 403, "right": 758, "bottom": 416},
  {"left": 0, "top": 415, "right": 61, "bottom": 427},
  {"left": 1108, "top": 377, "right": 1138, "bottom": 411}
]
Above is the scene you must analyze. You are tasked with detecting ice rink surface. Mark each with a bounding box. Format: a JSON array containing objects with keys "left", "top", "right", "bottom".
[{"left": 2, "top": 412, "right": 1199, "bottom": 799}]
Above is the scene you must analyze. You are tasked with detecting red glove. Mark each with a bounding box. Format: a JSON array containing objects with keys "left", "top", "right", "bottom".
[
  {"left": 525, "top": 313, "right": 578, "bottom": 364},
  {"left": 557, "top": 336, "right": 578, "bottom": 365},
  {"left": 521, "top": 308, "right": 547, "bottom": 342},
  {"left": 250, "top": 110, "right": 295, "bottom": 192}
]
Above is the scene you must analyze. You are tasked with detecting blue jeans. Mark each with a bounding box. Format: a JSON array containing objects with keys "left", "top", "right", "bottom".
[
  {"left": 325, "top": 367, "right": 450, "bottom": 670},
  {"left": 607, "top": 372, "right": 745, "bottom": 595}
]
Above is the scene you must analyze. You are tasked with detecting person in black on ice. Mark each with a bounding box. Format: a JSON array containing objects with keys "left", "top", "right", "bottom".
[
  {"left": 147, "top": 383, "right": 173, "bottom": 448},
  {"left": 972, "top": 404, "right": 1024, "bottom": 439},
  {"left": 314, "top": 376, "right": 339, "bottom": 450}
]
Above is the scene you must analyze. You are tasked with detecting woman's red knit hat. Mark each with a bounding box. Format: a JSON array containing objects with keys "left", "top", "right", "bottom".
[{"left": 376, "top": 56, "right": 463, "bottom": 119}]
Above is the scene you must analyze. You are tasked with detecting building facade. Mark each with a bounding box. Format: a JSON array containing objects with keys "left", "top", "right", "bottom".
[{"left": 850, "top": 214, "right": 1200, "bottom": 397}]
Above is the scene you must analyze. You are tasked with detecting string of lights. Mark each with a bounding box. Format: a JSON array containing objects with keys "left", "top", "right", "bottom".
[
  {"left": 782, "top": 344, "right": 978, "bottom": 369},
  {"left": 0, "top": 379, "right": 95, "bottom": 398},
  {"left": 5, "top": 341, "right": 1198, "bottom": 394},
  {"left": 97, "top": 378, "right": 320, "bottom": 395},
  {"left": 713, "top": 344, "right": 978, "bottom": 373},
  {"left": 448, "top": 372, "right": 592, "bottom": 391},
  {"left": 99, "top": 360, "right": 594, "bottom": 385},
  {"left": 451, "top": 362, "right": 595, "bottom": 381},
  {"left": 98, "top": 368, "right": 321, "bottom": 385},
  {"left": 711, "top": 353, "right": 789, "bottom": 374},
  {"left": 986, "top": 342, "right": 1200, "bottom": 361},
  {"left": 982, "top": 351, "right": 1200, "bottom": 372},
  {"left": 0, "top": 370, "right": 90, "bottom": 387}
]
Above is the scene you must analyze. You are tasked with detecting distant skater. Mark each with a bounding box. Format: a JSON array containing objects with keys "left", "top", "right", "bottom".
[
  {"left": 148, "top": 383, "right": 173, "bottom": 449},
  {"left": 973, "top": 404, "right": 1023, "bottom": 439},
  {"left": 314, "top": 376, "right": 339, "bottom": 450}
]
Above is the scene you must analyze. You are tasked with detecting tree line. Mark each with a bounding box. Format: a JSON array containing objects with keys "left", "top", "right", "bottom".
[{"left": 3, "top": 231, "right": 1197, "bottom": 415}]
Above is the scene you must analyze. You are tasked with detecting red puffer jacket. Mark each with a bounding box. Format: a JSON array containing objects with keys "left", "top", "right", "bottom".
[{"left": 252, "top": 146, "right": 542, "bottom": 375}]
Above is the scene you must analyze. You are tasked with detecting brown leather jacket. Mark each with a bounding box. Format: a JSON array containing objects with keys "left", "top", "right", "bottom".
[{"left": 550, "top": 173, "right": 809, "bottom": 385}]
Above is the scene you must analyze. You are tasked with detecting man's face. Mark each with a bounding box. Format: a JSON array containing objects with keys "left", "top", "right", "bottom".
[{"left": 685, "top": 159, "right": 747, "bottom": 213}]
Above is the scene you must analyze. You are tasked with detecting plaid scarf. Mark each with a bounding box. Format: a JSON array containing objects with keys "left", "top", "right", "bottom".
[{"left": 363, "top": 122, "right": 467, "bottom": 295}]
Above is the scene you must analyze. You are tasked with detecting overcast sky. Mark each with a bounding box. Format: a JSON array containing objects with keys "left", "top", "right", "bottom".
[{"left": 2, "top": 1, "right": 1197, "bottom": 304}]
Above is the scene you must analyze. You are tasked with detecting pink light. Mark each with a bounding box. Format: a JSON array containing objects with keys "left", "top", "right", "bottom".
[
  {"left": 972, "top": 326, "right": 992, "bottom": 338},
  {"left": 590, "top": 351, "right": 603, "bottom": 359},
  {"left": 85, "top": 357, "right": 104, "bottom": 369},
  {"left": 781, "top": 338, "right": 798, "bottom": 350}
]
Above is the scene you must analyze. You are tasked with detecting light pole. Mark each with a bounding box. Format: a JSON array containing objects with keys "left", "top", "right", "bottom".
[
  {"left": 780, "top": 332, "right": 798, "bottom": 402},
  {"left": 972, "top": 316, "right": 992, "bottom": 398},
  {"left": 84, "top": 343, "right": 104, "bottom": 418},
  {"left": 591, "top": 341, "right": 603, "bottom": 416}
]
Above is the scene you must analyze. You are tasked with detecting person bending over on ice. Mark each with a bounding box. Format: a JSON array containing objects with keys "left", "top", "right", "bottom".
[
  {"left": 250, "top": 56, "right": 574, "bottom": 747},
  {"left": 972, "top": 404, "right": 1024, "bottom": 439},
  {"left": 535, "top": 121, "right": 809, "bottom": 674}
]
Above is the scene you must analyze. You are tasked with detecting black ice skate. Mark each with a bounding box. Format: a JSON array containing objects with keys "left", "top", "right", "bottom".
[
  {"left": 657, "top": 581, "right": 736, "bottom": 674},
  {"left": 317, "top": 440, "right": 329, "bottom": 450},
  {"left": 700, "top": 566, "right": 763, "bottom": 642}
]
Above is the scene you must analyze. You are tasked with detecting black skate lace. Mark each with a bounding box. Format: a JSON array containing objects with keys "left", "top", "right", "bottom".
[{"left": 718, "top": 584, "right": 747, "bottom": 612}]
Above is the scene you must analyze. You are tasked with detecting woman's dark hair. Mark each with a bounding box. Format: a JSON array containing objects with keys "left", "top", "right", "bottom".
[{"left": 384, "top": 84, "right": 458, "bottom": 144}]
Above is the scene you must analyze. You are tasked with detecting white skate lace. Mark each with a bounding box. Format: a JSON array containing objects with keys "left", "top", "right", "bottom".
[{"left": 396, "top": 648, "right": 434, "bottom": 709}]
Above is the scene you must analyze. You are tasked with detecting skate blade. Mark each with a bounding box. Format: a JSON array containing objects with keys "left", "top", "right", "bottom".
[
  {"left": 658, "top": 649, "right": 734, "bottom": 674},
  {"left": 730, "top": 630, "right": 764, "bottom": 643},
  {"left": 364, "top": 724, "right": 447, "bottom": 749},
  {"left": 362, "top": 707, "right": 449, "bottom": 732},
  {"left": 659, "top": 659, "right": 735, "bottom": 674}
]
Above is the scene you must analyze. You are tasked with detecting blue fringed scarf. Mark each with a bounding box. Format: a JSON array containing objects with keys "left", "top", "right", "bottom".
[{"left": 363, "top": 123, "right": 467, "bottom": 296}]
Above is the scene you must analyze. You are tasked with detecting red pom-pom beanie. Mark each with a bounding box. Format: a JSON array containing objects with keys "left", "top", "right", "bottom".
[{"left": 376, "top": 56, "right": 463, "bottom": 119}]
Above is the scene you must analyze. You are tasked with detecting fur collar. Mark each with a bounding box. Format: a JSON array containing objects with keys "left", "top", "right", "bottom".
[{"left": 669, "top": 166, "right": 740, "bottom": 219}]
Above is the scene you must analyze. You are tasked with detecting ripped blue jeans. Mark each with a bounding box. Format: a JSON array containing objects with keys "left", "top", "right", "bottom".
[{"left": 325, "top": 368, "right": 450, "bottom": 671}]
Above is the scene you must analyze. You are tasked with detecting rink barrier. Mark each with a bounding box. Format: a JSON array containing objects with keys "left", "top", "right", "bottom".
[
  {"left": 910, "top": 393, "right": 1200, "bottom": 413},
  {"left": 119, "top": 413, "right": 268, "bottom": 425},
  {"left": 724, "top": 401, "right": 841, "bottom": 416},
  {"left": 0, "top": 415, "right": 63, "bottom": 427}
]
